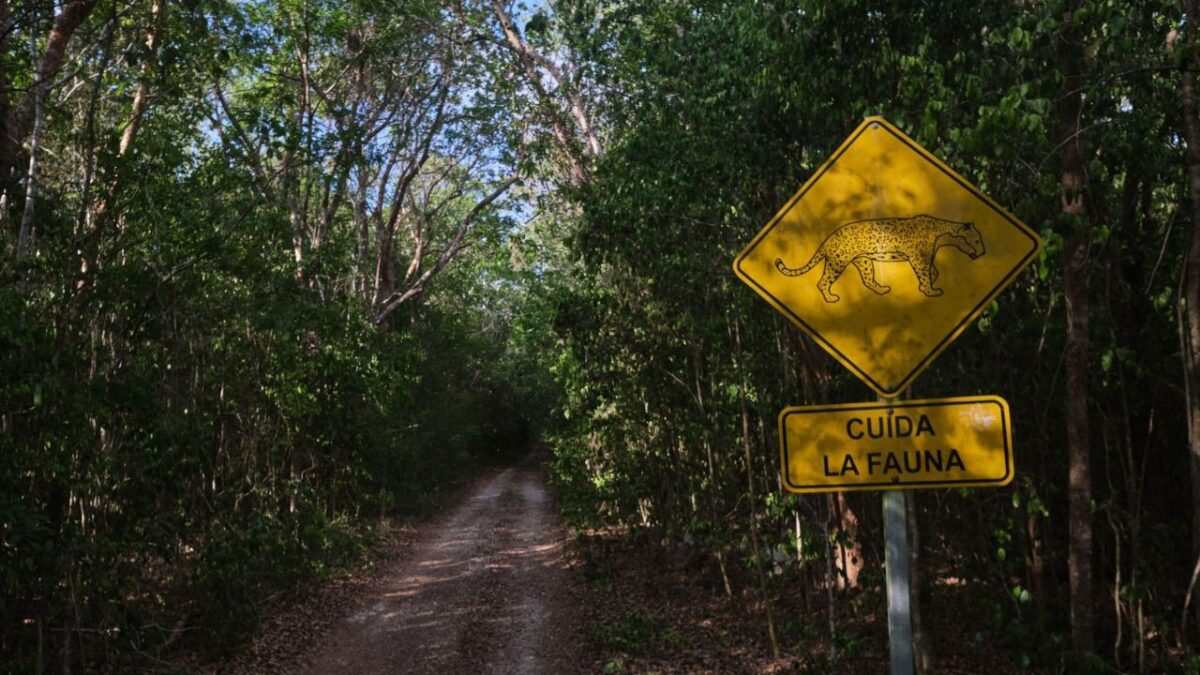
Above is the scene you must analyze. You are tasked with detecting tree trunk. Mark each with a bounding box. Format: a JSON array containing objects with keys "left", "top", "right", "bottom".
[
  {"left": 1025, "top": 500, "right": 1048, "bottom": 637},
  {"left": 832, "top": 492, "right": 863, "bottom": 590},
  {"left": 16, "top": 19, "right": 45, "bottom": 261},
  {"left": 1064, "top": 231, "right": 1093, "bottom": 656},
  {"left": 0, "top": 0, "right": 99, "bottom": 202},
  {"left": 907, "top": 491, "right": 930, "bottom": 673},
  {"left": 1180, "top": 0, "right": 1200, "bottom": 581},
  {"left": 0, "top": 0, "right": 12, "bottom": 225},
  {"left": 118, "top": 0, "right": 165, "bottom": 157},
  {"left": 1058, "top": 1, "right": 1094, "bottom": 658},
  {"left": 372, "top": 230, "right": 396, "bottom": 307},
  {"left": 91, "top": 0, "right": 165, "bottom": 225},
  {"left": 732, "top": 315, "right": 779, "bottom": 659}
]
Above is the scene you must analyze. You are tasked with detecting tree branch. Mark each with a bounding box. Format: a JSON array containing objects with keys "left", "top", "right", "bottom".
[{"left": 372, "top": 170, "right": 519, "bottom": 325}]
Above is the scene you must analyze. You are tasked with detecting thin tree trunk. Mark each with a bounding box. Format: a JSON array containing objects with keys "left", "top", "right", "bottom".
[
  {"left": 118, "top": 0, "right": 165, "bottom": 157},
  {"left": 1063, "top": 100, "right": 1095, "bottom": 662},
  {"left": 17, "top": 19, "right": 46, "bottom": 261},
  {"left": 74, "top": 17, "right": 116, "bottom": 237},
  {"left": 732, "top": 315, "right": 779, "bottom": 658},
  {"left": 0, "top": 2, "right": 11, "bottom": 198},
  {"left": 354, "top": 170, "right": 370, "bottom": 300},
  {"left": 1025, "top": 498, "right": 1048, "bottom": 637},
  {"left": 823, "top": 494, "right": 837, "bottom": 661},
  {"left": 832, "top": 492, "right": 863, "bottom": 589},
  {"left": 1058, "top": 0, "right": 1094, "bottom": 658},
  {"left": 0, "top": 1, "right": 11, "bottom": 221},
  {"left": 0, "top": 0, "right": 99, "bottom": 203},
  {"left": 1181, "top": 549, "right": 1200, "bottom": 644},
  {"left": 906, "top": 491, "right": 930, "bottom": 673},
  {"left": 1180, "top": 0, "right": 1200, "bottom": 581},
  {"left": 85, "top": 0, "right": 164, "bottom": 278}
]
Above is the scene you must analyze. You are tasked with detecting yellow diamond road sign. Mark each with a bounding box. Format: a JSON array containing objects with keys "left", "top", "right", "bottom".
[
  {"left": 778, "top": 396, "right": 1013, "bottom": 493},
  {"left": 733, "top": 116, "right": 1042, "bottom": 396}
]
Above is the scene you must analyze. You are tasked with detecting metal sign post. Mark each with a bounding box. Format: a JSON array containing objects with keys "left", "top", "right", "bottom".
[
  {"left": 883, "top": 489, "right": 914, "bottom": 675},
  {"left": 881, "top": 394, "right": 913, "bottom": 675}
]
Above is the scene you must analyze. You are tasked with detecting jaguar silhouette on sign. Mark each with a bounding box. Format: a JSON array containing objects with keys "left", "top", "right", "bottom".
[{"left": 773, "top": 215, "right": 986, "bottom": 303}]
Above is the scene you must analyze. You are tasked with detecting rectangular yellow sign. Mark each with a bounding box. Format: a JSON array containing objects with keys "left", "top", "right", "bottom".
[{"left": 778, "top": 396, "right": 1013, "bottom": 493}]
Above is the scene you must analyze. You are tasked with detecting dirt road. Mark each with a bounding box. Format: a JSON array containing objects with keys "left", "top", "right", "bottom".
[{"left": 297, "top": 458, "right": 587, "bottom": 674}]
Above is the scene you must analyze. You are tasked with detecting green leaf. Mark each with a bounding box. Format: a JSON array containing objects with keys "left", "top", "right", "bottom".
[{"left": 526, "top": 12, "right": 549, "bottom": 35}]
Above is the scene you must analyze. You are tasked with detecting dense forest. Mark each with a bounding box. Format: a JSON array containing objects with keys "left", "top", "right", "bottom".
[{"left": 3, "top": 0, "right": 1200, "bottom": 672}]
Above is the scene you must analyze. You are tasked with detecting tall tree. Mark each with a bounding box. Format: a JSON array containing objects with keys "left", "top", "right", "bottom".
[
  {"left": 490, "top": 0, "right": 602, "bottom": 186},
  {"left": 1057, "top": 0, "right": 1095, "bottom": 658},
  {"left": 1181, "top": 0, "right": 1200, "bottom": 573},
  {"left": 0, "top": 0, "right": 99, "bottom": 212}
]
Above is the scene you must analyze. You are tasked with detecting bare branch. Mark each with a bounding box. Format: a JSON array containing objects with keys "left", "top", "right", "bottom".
[
  {"left": 118, "top": 0, "right": 165, "bottom": 156},
  {"left": 211, "top": 79, "right": 277, "bottom": 202},
  {"left": 492, "top": 0, "right": 602, "bottom": 162},
  {"left": 372, "top": 170, "right": 519, "bottom": 325}
]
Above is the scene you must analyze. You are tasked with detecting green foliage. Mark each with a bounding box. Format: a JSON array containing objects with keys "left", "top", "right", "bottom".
[
  {"left": 0, "top": 0, "right": 551, "bottom": 670},
  {"left": 536, "top": 0, "right": 1200, "bottom": 669}
]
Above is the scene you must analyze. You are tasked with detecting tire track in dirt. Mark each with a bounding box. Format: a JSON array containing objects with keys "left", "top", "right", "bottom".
[{"left": 296, "top": 456, "right": 586, "bottom": 674}]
